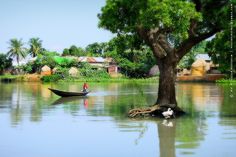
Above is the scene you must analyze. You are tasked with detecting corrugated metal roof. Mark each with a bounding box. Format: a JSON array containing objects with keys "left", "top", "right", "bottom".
[
  {"left": 195, "top": 54, "right": 211, "bottom": 60},
  {"left": 78, "top": 56, "right": 110, "bottom": 63}
]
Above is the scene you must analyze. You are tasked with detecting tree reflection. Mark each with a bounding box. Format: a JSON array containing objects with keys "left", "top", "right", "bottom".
[
  {"left": 218, "top": 84, "right": 236, "bottom": 141},
  {"left": 157, "top": 120, "right": 176, "bottom": 157},
  {"left": 10, "top": 84, "right": 23, "bottom": 126}
]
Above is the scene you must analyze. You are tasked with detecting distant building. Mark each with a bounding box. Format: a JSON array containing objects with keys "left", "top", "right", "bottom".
[
  {"left": 75, "top": 56, "right": 120, "bottom": 75},
  {"left": 195, "top": 54, "right": 211, "bottom": 62}
]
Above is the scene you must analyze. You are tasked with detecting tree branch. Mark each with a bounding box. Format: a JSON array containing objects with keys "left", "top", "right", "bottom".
[
  {"left": 137, "top": 26, "right": 174, "bottom": 58},
  {"left": 176, "top": 28, "right": 221, "bottom": 60}
]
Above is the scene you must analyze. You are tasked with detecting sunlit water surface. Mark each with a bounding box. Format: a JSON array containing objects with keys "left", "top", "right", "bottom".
[{"left": 0, "top": 82, "right": 236, "bottom": 157}]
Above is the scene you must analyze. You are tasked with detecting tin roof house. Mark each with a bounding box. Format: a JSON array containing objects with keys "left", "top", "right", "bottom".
[{"left": 76, "top": 56, "right": 120, "bottom": 75}]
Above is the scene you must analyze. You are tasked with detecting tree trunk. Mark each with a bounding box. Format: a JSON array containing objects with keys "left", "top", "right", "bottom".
[
  {"left": 128, "top": 55, "right": 185, "bottom": 118},
  {"left": 156, "top": 59, "right": 177, "bottom": 107}
]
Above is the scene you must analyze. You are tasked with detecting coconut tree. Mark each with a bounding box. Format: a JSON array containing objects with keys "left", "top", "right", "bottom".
[
  {"left": 7, "top": 39, "right": 27, "bottom": 66},
  {"left": 28, "top": 37, "right": 43, "bottom": 57}
]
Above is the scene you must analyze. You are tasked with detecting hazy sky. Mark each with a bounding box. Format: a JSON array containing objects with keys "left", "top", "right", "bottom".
[{"left": 0, "top": 0, "right": 113, "bottom": 53}]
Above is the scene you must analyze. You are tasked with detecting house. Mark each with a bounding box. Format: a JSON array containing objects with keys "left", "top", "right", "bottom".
[
  {"left": 76, "top": 56, "right": 120, "bottom": 75},
  {"left": 194, "top": 53, "right": 220, "bottom": 74},
  {"left": 195, "top": 54, "right": 211, "bottom": 62}
]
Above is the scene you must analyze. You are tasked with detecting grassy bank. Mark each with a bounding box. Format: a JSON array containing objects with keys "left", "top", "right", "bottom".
[
  {"left": 0, "top": 74, "right": 159, "bottom": 83},
  {"left": 0, "top": 74, "right": 24, "bottom": 82},
  {"left": 61, "top": 77, "right": 159, "bottom": 83},
  {"left": 216, "top": 79, "right": 236, "bottom": 84}
]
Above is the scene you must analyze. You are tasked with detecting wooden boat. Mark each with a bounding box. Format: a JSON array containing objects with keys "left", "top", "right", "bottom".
[{"left": 48, "top": 88, "right": 90, "bottom": 97}]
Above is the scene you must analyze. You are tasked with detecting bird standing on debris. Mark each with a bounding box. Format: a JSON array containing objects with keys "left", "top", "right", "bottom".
[{"left": 162, "top": 108, "right": 174, "bottom": 119}]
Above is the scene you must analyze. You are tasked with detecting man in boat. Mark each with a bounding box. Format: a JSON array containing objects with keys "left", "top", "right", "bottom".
[{"left": 82, "top": 82, "right": 88, "bottom": 92}]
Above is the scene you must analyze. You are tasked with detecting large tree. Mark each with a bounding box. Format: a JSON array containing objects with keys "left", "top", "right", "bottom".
[
  {"left": 85, "top": 42, "right": 107, "bottom": 56},
  {"left": 62, "top": 45, "right": 86, "bottom": 56},
  {"left": 7, "top": 38, "right": 27, "bottom": 66},
  {"left": 28, "top": 37, "right": 43, "bottom": 57},
  {"left": 98, "top": 0, "right": 234, "bottom": 116}
]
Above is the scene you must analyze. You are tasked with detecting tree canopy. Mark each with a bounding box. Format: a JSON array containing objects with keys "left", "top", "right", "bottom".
[
  {"left": 85, "top": 42, "right": 107, "bottom": 56},
  {"left": 104, "top": 35, "right": 156, "bottom": 77},
  {"left": 62, "top": 45, "right": 86, "bottom": 56},
  {"left": 99, "top": 0, "right": 233, "bottom": 59},
  {"left": 206, "top": 23, "right": 236, "bottom": 77},
  {"left": 28, "top": 38, "right": 43, "bottom": 57}
]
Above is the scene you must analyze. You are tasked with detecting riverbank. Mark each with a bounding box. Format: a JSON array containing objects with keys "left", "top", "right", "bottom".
[
  {"left": 0, "top": 74, "right": 159, "bottom": 83},
  {"left": 2, "top": 74, "right": 235, "bottom": 84}
]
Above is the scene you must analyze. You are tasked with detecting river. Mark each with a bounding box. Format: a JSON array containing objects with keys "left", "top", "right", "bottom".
[{"left": 0, "top": 82, "right": 236, "bottom": 157}]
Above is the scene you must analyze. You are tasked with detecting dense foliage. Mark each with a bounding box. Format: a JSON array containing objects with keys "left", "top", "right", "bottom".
[
  {"left": 104, "top": 35, "right": 156, "bottom": 77},
  {"left": 0, "top": 54, "right": 12, "bottom": 74},
  {"left": 85, "top": 42, "right": 107, "bottom": 56},
  {"left": 23, "top": 51, "right": 64, "bottom": 73},
  {"left": 62, "top": 45, "right": 86, "bottom": 56},
  {"left": 41, "top": 74, "right": 62, "bottom": 82},
  {"left": 206, "top": 24, "right": 236, "bottom": 77},
  {"left": 28, "top": 38, "right": 44, "bottom": 57},
  {"left": 79, "top": 62, "right": 110, "bottom": 78}
]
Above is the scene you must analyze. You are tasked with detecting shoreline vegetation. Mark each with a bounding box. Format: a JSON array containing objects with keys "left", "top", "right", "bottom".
[
  {"left": 1, "top": 74, "right": 236, "bottom": 84},
  {"left": 216, "top": 79, "right": 236, "bottom": 84},
  {"left": 0, "top": 74, "right": 159, "bottom": 83}
]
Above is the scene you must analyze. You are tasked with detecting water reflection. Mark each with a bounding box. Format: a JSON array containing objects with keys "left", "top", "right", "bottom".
[
  {"left": 51, "top": 96, "right": 88, "bottom": 106},
  {"left": 158, "top": 120, "right": 176, "bottom": 157},
  {"left": 0, "top": 82, "right": 236, "bottom": 157}
]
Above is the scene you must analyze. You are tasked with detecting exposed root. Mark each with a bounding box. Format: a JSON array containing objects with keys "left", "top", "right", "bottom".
[
  {"left": 128, "top": 104, "right": 185, "bottom": 118},
  {"left": 128, "top": 105, "right": 161, "bottom": 118}
]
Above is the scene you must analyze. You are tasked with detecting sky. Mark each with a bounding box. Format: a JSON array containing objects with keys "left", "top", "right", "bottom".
[{"left": 0, "top": 0, "right": 114, "bottom": 53}]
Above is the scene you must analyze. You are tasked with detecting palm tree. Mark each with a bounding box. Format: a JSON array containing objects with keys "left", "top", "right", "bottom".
[
  {"left": 28, "top": 37, "right": 43, "bottom": 57},
  {"left": 7, "top": 38, "right": 27, "bottom": 65}
]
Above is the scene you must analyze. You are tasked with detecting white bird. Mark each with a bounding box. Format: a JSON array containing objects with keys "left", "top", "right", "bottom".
[{"left": 162, "top": 108, "right": 174, "bottom": 119}]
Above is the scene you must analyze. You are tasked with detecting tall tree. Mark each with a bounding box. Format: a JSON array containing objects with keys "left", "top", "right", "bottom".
[
  {"left": 7, "top": 39, "right": 26, "bottom": 66},
  {"left": 98, "top": 0, "right": 234, "bottom": 115},
  {"left": 85, "top": 42, "right": 106, "bottom": 56},
  {"left": 28, "top": 38, "right": 43, "bottom": 57},
  {"left": 62, "top": 45, "right": 86, "bottom": 56}
]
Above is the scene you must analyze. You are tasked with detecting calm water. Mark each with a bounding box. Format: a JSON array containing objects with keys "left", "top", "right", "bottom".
[{"left": 0, "top": 82, "right": 236, "bottom": 157}]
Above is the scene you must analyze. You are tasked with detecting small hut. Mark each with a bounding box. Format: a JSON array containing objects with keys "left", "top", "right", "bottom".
[
  {"left": 69, "top": 67, "right": 79, "bottom": 77},
  {"left": 191, "top": 59, "right": 208, "bottom": 76},
  {"left": 41, "top": 65, "right": 51, "bottom": 76}
]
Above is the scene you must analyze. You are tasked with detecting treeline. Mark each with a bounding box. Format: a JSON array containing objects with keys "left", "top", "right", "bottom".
[
  {"left": 1, "top": 23, "right": 235, "bottom": 78},
  {"left": 0, "top": 36, "right": 156, "bottom": 78}
]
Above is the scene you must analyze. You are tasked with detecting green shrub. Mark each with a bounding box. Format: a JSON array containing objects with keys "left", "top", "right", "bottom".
[
  {"left": 54, "top": 56, "right": 77, "bottom": 67},
  {"left": 22, "top": 62, "right": 33, "bottom": 73},
  {"left": 0, "top": 54, "right": 12, "bottom": 74},
  {"left": 54, "top": 67, "right": 69, "bottom": 78},
  {"left": 79, "top": 62, "right": 110, "bottom": 78},
  {"left": 93, "top": 69, "right": 110, "bottom": 78},
  {"left": 41, "top": 74, "right": 62, "bottom": 82}
]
